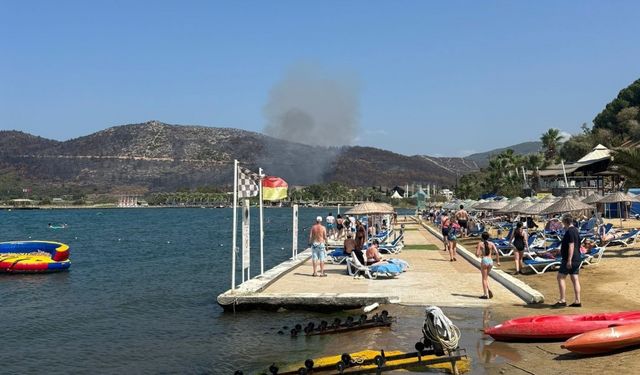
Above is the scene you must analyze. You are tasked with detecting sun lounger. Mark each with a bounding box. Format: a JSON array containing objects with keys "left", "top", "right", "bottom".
[
  {"left": 604, "top": 229, "right": 639, "bottom": 247},
  {"left": 346, "top": 252, "right": 376, "bottom": 279},
  {"left": 468, "top": 225, "right": 485, "bottom": 237},
  {"left": 345, "top": 252, "right": 402, "bottom": 279},
  {"left": 378, "top": 233, "right": 404, "bottom": 254},
  {"left": 523, "top": 257, "right": 562, "bottom": 274},
  {"left": 327, "top": 248, "right": 348, "bottom": 264},
  {"left": 582, "top": 245, "right": 607, "bottom": 265}
]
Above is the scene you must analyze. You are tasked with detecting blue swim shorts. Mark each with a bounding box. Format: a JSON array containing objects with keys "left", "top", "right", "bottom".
[{"left": 311, "top": 242, "right": 326, "bottom": 261}]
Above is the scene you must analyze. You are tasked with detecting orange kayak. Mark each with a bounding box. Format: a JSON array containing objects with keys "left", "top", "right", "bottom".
[{"left": 562, "top": 323, "right": 640, "bottom": 354}]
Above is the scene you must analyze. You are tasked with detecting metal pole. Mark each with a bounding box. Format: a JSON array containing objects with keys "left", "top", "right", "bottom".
[
  {"left": 231, "top": 159, "right": 238, "bottom": 290},
  {"left": 561, "top": 159, "right": 569, "bottom": 188},
  {"left": 242, "top": 199, "right": 250, "bottom": 281},
  {"left": 259, "top": 168, "right": 264, "bottom": 275},
  {"left": 292, "top": 204, "right": 299, "bottom": 259}
]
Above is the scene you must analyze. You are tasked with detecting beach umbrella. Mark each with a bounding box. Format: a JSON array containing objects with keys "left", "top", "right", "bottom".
[
  {"left": 509, "top": 201, "right": 535, "bottom": 214},
  {"left": 476, "top": 200, "right": 510, "bottom": 211},
  {"left": 345, "top": 202, "right": 395, "bottom": 215},
  {"left": 540, "top": 196, "right": 594, "bottom": 215},
  {"left": 597, "top": 192, "right": 640, "bottom": 227},
  {"left": 521, "top": 200, "right": 555, "bottom": 216},
  {"left": 495, "top": 199, "right": 519, "bottom": 213},
  {"left": 582, "top": 193, "right": 603, "bottom": 204}
]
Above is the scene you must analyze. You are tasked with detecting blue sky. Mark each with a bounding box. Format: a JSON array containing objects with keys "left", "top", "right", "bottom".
[{"left": 1, "top": 1, "right": 639, "bottom": 156}]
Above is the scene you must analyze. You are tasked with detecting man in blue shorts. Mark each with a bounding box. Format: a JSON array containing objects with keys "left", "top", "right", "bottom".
[{"left": 309, "top": 216, "right": 328, "bottom": 277}]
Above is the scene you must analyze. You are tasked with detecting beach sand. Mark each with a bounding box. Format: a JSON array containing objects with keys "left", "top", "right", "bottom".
[{"left": 455, "top": 219, "right": 640, "bottom": 374}]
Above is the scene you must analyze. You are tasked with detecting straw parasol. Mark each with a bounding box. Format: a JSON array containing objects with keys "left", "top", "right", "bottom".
[
  {"left": 346, "top": 202, "right": 395, "bottom": 215},
  {"left": 496, "top": 199, "right": 520, "bottom": 213},
  {"left": 597, "top": 191, "right": 640, "bottom": 227},
  {"left": 540, "top": 196, "right": 594, "bottom": 215},
  {"left": 476, "top": 200, "right": 509, "bottom": 211},
  {"left": 521, "top": 200, "right": 555, "bottom": 215},
  {"left": 582, "top": 193, "right": 603, "bottom": 204},
  {"left": 509, "top": 201, "right": 535, "bottom": 214}
]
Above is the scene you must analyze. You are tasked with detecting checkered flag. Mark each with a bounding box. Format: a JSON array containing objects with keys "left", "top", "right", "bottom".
[{"left": 237, "top": 166, "right": 260, "bottom": 198}]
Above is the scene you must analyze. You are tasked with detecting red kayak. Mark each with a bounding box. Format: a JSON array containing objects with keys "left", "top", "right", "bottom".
[
  {"left": 485, "top": 311, "right": 640, "bottom": 341},
  {"left": 562, "top": 323, "right": 640, "bottom": 354}
]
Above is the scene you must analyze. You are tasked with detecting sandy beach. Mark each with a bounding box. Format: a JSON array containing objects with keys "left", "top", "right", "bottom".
[{"left": 452, "top": 218, "right": 640, "bottom": 374}]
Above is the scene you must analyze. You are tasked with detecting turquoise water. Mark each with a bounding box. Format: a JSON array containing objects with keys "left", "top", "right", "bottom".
[{"left": 3, "top": 207, "right": 438, "bottom": 374}]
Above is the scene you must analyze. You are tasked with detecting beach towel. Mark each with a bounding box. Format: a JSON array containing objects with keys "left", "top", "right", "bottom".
[
  {"left": 386, "top": 258, "right": 409, "bottom": 271},
  {"left": 369, "top": 263, "right": 403, "bottom": 274}
]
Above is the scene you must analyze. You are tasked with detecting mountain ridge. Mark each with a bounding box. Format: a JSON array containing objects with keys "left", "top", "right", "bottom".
[{"left": 0, "top": 121, "right": 540, "bottom": 193}]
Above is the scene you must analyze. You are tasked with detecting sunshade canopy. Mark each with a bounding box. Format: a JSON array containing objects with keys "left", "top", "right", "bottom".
[
  {"left": 346, "top": 202, "right": 395, "bottom": 215},
  {"left": 582, "top": 193, "right": 603, "bottom": 204},
  {"left": 540, "top": 196, "right": 594, "bottom": 215},
  {"left": 597, "top": 191, "right": 640, "bottom": 203}
]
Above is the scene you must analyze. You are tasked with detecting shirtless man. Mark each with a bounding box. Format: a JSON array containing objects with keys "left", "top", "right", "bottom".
[
  {"left": 455, "top": 205, "right": 470, "bottom": 238},
  {"left": 309, "top": 216, "right": 328, "bottom": 277}
]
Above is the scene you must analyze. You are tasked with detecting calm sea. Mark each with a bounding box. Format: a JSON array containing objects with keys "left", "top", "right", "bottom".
[{"left": 5, "top": 207, "right": 480, "bottom": 374}]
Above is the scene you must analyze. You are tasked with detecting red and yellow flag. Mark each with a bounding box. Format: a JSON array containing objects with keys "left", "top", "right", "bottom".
[{"left": 262, "top": 176, "right": 288, "bottom": 201}]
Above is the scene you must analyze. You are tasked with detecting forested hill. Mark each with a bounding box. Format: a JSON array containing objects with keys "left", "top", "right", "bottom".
[
  {"left": 464, "top": 142, "right": 543, "bottom": 168},
  {"left": 0, "top": 121, "right": 465, "bottom": 192}
]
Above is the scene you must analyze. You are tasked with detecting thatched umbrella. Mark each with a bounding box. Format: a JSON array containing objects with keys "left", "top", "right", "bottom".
[
  {"left": 510, "top": 201, "right": 535, "bottom": 214},
  {"left": 476, "top": 200, "right": 510, "bottom": 211},
  {"left": 346, "top": 202, "right": 395, "bottom": 215},
  {"left": 496, "top": 199, "right": 521, "bottom": 213},
  {"left": 582, "top": 193, "right": 603, "bottom": 204},
  {"left": 540, "top": 196, "right": 594, "bottom": 215},
  {"left": 521, "top": 200, "right": 554, "bottom": 215},
  {"left": 597, "top": 192, "right": 640, "bottom": 227}
]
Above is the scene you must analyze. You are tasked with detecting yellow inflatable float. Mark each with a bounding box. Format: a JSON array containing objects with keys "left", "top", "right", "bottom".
[{"left": 277, "top": 349, "right": 470, "bottom": 374}]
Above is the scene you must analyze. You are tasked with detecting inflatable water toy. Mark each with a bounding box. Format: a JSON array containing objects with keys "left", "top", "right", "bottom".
[
  {"left": 485, "top": 311, "right": 640, "bottom": 341},
  {"left": 274, "top": 349, "right": 470, "bottom": 374},
  {"left": 562, "top": 323, "right": 640, "bottom": 354},
  {"left": 249, "top": 306, "right": 468, "bottom": 375},
  {"left": 0, "top": 241, "right": 71, "bottom": 273}
]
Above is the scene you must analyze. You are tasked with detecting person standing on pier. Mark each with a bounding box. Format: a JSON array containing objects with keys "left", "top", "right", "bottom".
[
  {"left": 326, "top": 212, "right": 336, "bottom": 239},
  {"left": 355, "top": 220, "right": 366, "bottom": 251},
  {"left": 309, "top": 216, "right": 328, "bottom": 277}
]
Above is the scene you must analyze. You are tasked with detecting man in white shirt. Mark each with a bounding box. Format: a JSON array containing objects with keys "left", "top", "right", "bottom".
[{"left": 326, "top": 212, "right": 336, "bottom": 239}]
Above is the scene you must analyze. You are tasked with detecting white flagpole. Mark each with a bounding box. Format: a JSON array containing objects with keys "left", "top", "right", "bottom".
[
  {"left": 561, "top": 159, "right": 569, "bottom": 187},
  {"left": 259, "top": 168, "right": 264, "bottom": 275},
  {"left": 231, "top": 159, "right": 238, "bottom": 290}
]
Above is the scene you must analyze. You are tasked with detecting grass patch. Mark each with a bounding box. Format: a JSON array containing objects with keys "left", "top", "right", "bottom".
[{"left": 403, "top": 244, "right": 440, "bottom": 250}]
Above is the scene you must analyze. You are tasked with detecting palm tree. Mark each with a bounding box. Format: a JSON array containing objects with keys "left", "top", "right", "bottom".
[
  {"left": 541, "top": 128, "right": 563, "bottom": 161},
  {"left": 612, "top": 148, "right": 640, "bottom": 187}
]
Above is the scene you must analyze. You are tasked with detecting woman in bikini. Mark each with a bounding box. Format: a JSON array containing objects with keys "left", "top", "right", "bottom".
[{"left": 476, "top": 232, "right": 500, "bottom": 299}]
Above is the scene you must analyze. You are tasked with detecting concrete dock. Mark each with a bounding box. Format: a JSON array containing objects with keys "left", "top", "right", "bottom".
[{"left": 217, "top": 216, "right": 540, "bottom": 311}]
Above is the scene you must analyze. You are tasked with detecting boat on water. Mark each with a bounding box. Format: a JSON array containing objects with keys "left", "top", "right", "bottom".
[
  {"left": 0, "top": 241, "right": 71, "bottom": 273},
  {"left": 48, "top": 223, "right": 68, "bottom": 229},
  {"left": 485, "top": 311, "right": 640, "bottom": 341},
  {"left": 562, "top": 323, "right": 640, "bottom": 354}
]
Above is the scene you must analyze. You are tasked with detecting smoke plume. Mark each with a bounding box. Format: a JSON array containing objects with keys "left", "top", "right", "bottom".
[{"left": 263, "top": 64, "right": 360, "bottom": 147}]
